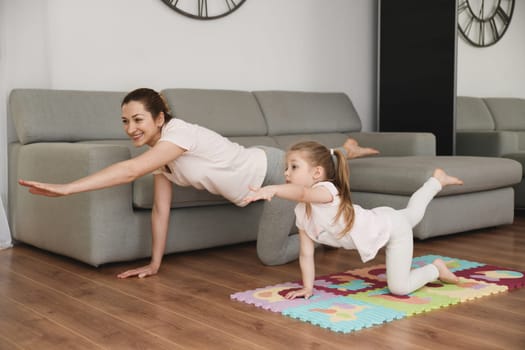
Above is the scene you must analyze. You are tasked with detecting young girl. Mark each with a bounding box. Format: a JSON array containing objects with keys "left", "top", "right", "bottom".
[
  {"left": 19, "top": 88, "right": 379, "bottom": 278},
  {"left": 243, "top": 141, "right": 462, "bottom": 298}
]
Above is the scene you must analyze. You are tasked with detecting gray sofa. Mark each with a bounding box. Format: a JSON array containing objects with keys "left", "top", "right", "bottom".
[
  {"left": 8, "top": 89, "right": 522, "bottom": 266},
  {"left": 457, "top": 96, "right": 525, "bottom": 208}
]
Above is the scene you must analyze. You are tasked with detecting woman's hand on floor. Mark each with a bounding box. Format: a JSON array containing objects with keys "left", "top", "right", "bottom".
[{"left": 117, "top": 264, "right": 159, "bottom": 279}]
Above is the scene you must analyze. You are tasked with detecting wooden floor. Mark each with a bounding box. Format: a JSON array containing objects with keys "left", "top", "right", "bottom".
[{"left": 1, "top": 214, "right": 524, "bottom": 349}]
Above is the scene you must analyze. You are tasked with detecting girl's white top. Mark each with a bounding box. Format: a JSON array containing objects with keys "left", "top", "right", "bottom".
[
  {"left": 154, "top": 118, "right": 267, "bottom": 207},
  {"left": 294, "top": 181, "right": 392, "bottom": 262}
]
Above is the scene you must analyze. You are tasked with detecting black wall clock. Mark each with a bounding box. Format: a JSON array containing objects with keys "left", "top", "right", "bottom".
[
  {"left": 161, "top": 0, "right": 247, "bottom": 20},
  {"left": 458, "top": 0, "right": 515, "bottom": 47}
]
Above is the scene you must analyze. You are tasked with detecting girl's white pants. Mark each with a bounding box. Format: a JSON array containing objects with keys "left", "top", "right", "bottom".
[{"left": 385, "top": 177, "right": 442, "bottom": 295}]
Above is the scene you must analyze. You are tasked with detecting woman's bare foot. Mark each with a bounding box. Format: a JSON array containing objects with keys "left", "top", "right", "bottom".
[
  {"left": 343, "top": 138, "right": 380, "bottom": 159},
  {"left": 433, "top": 258, "right": 459, "bottom": 284},
  {"left": 433, "top": 168, "right": 463, "bottom": 187}
]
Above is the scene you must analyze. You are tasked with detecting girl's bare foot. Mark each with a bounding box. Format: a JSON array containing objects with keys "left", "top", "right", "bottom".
[
  {"left": 433, "top": 258, "right": 459, "bottom": 284},
  {"left": 343, "top": 138, "right": 379, "bottom": 159},
  {"left": 433, "top": 168, "right": 463, "bottom": 187}
]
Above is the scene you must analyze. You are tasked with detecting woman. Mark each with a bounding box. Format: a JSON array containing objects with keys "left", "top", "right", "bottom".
[{"left": 19, "top": 88, "right": 378, "bottom": 278}]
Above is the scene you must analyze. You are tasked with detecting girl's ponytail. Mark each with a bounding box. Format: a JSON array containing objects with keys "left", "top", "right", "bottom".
[{"left": 332, "top": 149, "right": 355, "bottom": 238}]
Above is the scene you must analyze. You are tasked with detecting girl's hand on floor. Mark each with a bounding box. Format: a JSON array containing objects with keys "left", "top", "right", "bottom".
[
  {"left": 117, "top": 264, "right": 159, "bottom": 279},
  {"left": 285, "top": 288, "right": 313, "bottom": 300}
]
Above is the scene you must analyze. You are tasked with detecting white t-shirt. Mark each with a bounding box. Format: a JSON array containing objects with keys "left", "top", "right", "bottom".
[
  {"left": 154, "top": 118, "right": 267, "bottom": 207},
  {"left": 295, "top": 181, "right": 392, "bottom": 263}
]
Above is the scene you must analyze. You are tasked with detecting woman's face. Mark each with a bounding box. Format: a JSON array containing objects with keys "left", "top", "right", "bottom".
[{"left": 121, "top": 100, "right": 164, "bottom": 147}]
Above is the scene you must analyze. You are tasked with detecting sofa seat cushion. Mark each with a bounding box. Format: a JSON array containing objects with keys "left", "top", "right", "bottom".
[{"left": 348, "top": 156, "right": 522, "bottom": 196}]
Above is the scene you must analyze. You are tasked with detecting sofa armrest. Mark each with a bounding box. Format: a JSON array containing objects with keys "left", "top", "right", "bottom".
[
  {"left": 12, "top": 143, "right": 137, "bottom": 265},
  {"left": 347, "top": 132, "right": 436, "bottom": 156},
  {"left": 456, "top": 131, "right": 519, "bottom": 157}
]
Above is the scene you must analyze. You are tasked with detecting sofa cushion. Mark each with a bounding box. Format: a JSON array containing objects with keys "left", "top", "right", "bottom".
[
  {"left": 254, "top": 91, "right": 361, "bottom": 135},
  {"left": 161, "top": 89, "right": 267, "bottom": 137},
  {"left": 347, "top": 156, "right": 522, "bottom": 196},
  {"left": 10, "top": 89, "right": 127, "bottom": 144},
  {"left": 503, "top": 153, "right": 525, "bottom": 176},
  {"left": 484, "top": 98, "right": 525, "bottom": 131},
  {"left": 456, "top": 96, "right": 495, "bottom": 131}
]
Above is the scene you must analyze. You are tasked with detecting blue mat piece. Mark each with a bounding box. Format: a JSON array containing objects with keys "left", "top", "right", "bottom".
[{"left": 282, "top": 296, "right": 405, "bottom": 333}]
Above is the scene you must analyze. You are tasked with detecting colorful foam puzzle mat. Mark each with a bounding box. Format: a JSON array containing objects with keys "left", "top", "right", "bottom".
[{"left": 230, "top": 255, "right": 525, "bottom": 333}]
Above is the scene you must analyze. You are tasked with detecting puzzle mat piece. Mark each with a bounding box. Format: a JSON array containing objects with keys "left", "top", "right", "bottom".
[
  {"left": 351, "top": 286, "right": 458, "bottom": 315},
  {"left": 282, "top": 296, "right": 405, "bottom": 334},
  {"left": 230, "top": 282, "right": 335, "bottom": 313},
  {"left": 347, "top": 265, "right": 387, "bottom": 282},
  {"left": 455, "top": 265, "right": 525, "bottom": 290},
  {"left": 419, "top": 277, "right": 508, "bottom": 301},
  {"left": 313, "top": 272, "right": 386, "bottom": 296},
  {"left": 411, "top": 255, "right": 484, "bottom": 272}
]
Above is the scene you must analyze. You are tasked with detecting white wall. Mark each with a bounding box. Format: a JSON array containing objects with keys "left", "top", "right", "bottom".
[{"left": 457, "top": 1, "right": 525, "bottom": 98}]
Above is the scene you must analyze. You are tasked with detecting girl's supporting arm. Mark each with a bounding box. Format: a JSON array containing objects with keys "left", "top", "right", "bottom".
[{"left": 286, "top": 230, "right": 316, "bottom": 299}]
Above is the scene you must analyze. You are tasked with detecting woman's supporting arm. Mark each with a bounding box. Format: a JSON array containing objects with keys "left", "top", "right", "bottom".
[{"left": 117, "top": 173, "right": 173, "bottom": 278}]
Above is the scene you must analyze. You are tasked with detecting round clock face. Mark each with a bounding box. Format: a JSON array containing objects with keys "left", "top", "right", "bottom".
[
  {"left": 161, "top": 0, "right": 247, "bottom": 20},
  {"left": 458, "top": 0, "right": 515, "bottom": 47}
]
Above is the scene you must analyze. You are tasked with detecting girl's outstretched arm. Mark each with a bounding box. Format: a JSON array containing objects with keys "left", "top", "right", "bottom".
[
  {"left": 19, "top": 141, "right": 185, "bottom": 197},
  {"left": 243, "top": 183, "right": 333, "bottom": 205},
  {"left": 286, "top": 230, "right": 316, "bottom": 299}
]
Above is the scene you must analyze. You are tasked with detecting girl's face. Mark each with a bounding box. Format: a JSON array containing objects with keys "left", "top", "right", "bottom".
[
  {"left": 284, "top": 151, "right": 324, "bottom": 187},
  {"left": 121, "top": 101, "right": 164, "bottom": 147}
]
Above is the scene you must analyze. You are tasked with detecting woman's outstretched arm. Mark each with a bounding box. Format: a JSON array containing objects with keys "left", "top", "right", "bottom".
[{"left": 19, "top": 141, "right": 185, "bottom": 197}]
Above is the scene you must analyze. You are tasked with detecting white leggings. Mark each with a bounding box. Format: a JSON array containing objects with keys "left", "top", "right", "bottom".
[{"left": 385, "top": 177, "right": 442, "bottom": 295}]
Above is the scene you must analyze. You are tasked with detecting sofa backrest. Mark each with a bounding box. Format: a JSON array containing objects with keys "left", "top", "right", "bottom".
[
  {"left": 161, "top": 89, "right": 268, "bottom": 137},
  {"left": 484, "top": 98, "right": 525, "bottom": 131},
  {"left": 10, "top": 89, "right": 127, "bottom": 145},
  {"left": 253, "top": 91, "right": 362, "bottom": 135},
  {"left": 10, "top": 88, "right": 363, "bottom": 144},
  {"left": 456, "top": 96, "right": 495, "bottom": 131}
]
